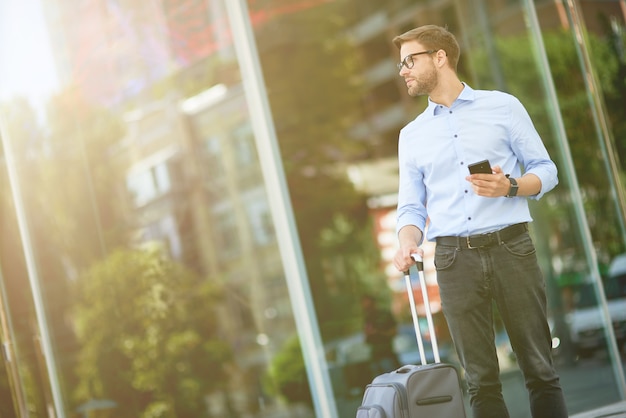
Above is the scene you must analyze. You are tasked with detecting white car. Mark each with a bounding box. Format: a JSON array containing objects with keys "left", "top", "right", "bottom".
[{"left": 567, "top": 254, "right": 626, "bottom": 358}]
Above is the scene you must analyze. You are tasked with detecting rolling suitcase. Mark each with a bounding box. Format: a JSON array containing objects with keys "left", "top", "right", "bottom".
[{"left": 356, "top": 254, "right": 466, "bottom": 418}]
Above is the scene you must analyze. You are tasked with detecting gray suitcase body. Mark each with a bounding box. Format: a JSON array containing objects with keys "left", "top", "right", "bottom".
[
  {"left": 357, "top": 256, "right": 467, "bottom": 418},
  {"left": 357, "top": 363, "right": 465, "bottom": 417}
]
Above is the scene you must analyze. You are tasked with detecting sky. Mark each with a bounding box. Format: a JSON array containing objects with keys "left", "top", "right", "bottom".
[{"left": 0, "top": 0, "right": 59, "bottom": 110}]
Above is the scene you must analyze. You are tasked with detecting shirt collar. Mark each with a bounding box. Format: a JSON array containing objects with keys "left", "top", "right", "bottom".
[{"left": 426, "top": 82, "right": 475, "bottom": 115}]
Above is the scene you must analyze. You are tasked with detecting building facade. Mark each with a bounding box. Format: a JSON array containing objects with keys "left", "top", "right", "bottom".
[{"left": 0, "top": 0, "right": 625, "bottom": 417}]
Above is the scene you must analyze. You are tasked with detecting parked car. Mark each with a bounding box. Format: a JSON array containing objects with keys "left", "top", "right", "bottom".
[{"left": 566, "top": 254, "right": 626, "bottom": 358}]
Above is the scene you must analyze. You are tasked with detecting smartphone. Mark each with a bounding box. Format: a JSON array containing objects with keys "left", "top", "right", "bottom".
[{"left": 468, "top": 159, "right": 492, "bottom": 174}]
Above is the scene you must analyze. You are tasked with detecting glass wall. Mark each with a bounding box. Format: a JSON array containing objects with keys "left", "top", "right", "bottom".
[{"left": 0, "top": 1, "right": 624, "bottom": 417}]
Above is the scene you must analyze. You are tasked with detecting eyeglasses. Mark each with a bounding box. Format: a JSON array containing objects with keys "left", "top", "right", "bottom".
[{"left": 397, "top": 50, "right": 436, "bottom": 71}]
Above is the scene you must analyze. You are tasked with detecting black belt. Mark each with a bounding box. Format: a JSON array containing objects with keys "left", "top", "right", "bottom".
[{"left": 436, "top": 223, "right": 528, "bottom": 249}]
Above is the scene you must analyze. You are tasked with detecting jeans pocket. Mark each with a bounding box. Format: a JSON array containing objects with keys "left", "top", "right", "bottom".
[
  {"left": 502, "top": 233, "right": 536, "bottom": 257},
  {"left": 434, "top": 246, "right": 457, "bottom": 270}
]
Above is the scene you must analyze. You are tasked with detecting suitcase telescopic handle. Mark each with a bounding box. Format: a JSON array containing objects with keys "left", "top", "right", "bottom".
[{"left": 403, "top": 254, "right": 441, "bottom": 364}]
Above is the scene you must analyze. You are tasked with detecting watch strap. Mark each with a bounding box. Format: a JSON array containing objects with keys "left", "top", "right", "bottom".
[{"left": 506, "top": 175, "right": 518, "bottom": 197}]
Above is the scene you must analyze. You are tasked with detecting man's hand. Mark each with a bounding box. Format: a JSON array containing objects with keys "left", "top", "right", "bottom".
[
  {"left": 466, "top": 165, "right": 510, "bottom": 197},
  {"left": 394, "top": 225, "right": 424, "bottom": 272},
  {"left": 467, "top": 165, "right": 542, "bottom": 197}
]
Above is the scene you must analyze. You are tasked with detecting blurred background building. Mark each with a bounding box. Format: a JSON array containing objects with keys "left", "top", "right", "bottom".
[{"left": 0, "top": 0, "right": 625, "bottom": 417}]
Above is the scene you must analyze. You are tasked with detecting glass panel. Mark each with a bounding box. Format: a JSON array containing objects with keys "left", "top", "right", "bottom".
[
  {"left": 1, "top": 0, "right": 625, "bottom": 417},
  {"left": 249, "top": 0, "right": 626, "bottom": 416},
  {"left": 2, "top": 1, "right": 312, "bottom": 418}
]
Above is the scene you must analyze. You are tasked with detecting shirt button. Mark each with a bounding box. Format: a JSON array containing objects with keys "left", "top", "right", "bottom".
[
  {"left": 449, "top": 110, "right": 453, "bottom": 114},
  {"left": 454, "top": 134, "right": 458, "bottom": 138},
  {"left": 468, "top": 217, "right": 471, "bottom": 220}
]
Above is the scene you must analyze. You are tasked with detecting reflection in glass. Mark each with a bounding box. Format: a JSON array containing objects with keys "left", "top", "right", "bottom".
[{"left": 1, "top": 0, "right": 625, "bottom": 417}]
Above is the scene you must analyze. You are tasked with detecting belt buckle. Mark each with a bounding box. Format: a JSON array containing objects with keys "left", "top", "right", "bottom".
[{"left": 467, "top": 233, "right": 493, "bottom": 249}]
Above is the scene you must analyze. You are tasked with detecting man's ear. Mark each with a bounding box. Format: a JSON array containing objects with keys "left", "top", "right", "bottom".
[{"left": 434, "top": 49, "right": 447, "bottom": 68}]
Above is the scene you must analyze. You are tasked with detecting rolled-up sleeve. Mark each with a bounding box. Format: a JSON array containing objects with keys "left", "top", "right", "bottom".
[
  {"left": 509, "top": 96, "right": 558, "bottom": 200},
  {"left": 396, "top": 132, "right": 427, "bottom": 235}
]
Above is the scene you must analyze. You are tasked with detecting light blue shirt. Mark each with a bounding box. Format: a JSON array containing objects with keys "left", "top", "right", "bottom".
[{"left": 396, "top": 84, "right": 558, "bottom": 241}]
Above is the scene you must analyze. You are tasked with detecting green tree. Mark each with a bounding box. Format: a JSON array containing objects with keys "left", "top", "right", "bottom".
[
  {"left": 72, "top": 247, "right": 231, "bottom": 418},
  {"left": 598, "top": 16, "right": 626, "bottom": 166},
  {"left": 264, "top": 335, "right": 311, "bottom": 407},
  {"left": 252, "top": 0, "right": 382, "bottom": 340},
  {"left": 1, "top": 98, "right": 69, "bottom": 417},
  {"left": 3, "top": 87, "right": 132, "bottom": 411},
  {"left": 43, "top": 86, "right": 128, "bottom": 264}
]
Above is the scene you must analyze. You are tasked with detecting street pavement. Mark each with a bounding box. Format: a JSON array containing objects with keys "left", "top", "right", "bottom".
[{"left": 501, "top": 356, "right": 625, "bottom": 418}]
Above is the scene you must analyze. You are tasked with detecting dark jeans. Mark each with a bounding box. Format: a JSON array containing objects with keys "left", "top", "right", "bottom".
[{"left": 434, "top": 231, "right": 568, "bottom": 418}]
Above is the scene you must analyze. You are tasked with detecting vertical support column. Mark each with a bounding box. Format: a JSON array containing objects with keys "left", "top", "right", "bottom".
[
  {"left": 222, "top": 1, "right": 339, "bottom": 417},
  {"left": 0, "top": 117, "right": 67, "bottom": 417}
]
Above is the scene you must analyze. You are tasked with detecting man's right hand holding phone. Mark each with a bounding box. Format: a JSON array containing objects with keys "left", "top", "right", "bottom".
[{"left": 466, "top": 164, "right": 513, "bottom": 197}]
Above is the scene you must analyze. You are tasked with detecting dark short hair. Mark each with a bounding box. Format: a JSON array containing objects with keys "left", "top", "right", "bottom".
[{"left": 392, "top": 25, "right": 460, "bottom": 71}]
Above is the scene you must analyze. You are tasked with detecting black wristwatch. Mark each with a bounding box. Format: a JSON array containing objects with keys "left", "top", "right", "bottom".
[{"left": 506, "top": 175, "right": 518, "bottom": 198}]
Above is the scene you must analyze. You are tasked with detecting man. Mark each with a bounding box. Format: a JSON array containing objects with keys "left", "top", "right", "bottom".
[{"left": 391, "top": 25, "right": 568, "bottom": 418}]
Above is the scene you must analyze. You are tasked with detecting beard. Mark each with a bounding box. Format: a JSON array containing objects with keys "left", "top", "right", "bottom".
[{"left": 407, "top": 64, "right": 438, "bottom": 97}]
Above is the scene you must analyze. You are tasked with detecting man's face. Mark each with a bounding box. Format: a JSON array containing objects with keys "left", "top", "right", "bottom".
[{"left": 398, "top": 41, "right": 437, "bottom": 97}]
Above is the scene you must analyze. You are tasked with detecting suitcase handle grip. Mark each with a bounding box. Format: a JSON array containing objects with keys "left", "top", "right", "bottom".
[{"left": 402, "top": 253, "right": 423, "bottom": 276}]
